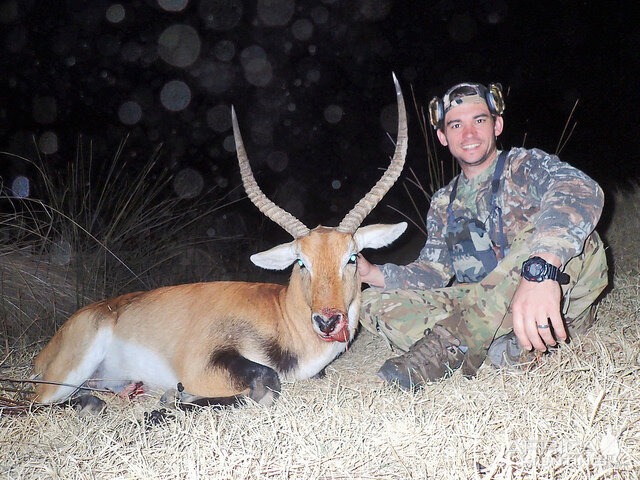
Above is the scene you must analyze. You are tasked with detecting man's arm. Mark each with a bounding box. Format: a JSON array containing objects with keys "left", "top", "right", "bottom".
[
  {"left": 370, "top": 191, "right": 454, "bottom": 291},
  {"left": 519, "top": 148, "right": 604, "bottom": 266},
  {"left": 511, "top": 252, "right": 566, "bottom": 351},
  {"left": 508, "top": 148, "right": 604, "bottom": 350}
]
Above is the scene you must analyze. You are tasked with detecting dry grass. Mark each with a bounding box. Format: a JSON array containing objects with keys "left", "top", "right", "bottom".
[
  {"left": 1, "top": 188, "right": 639, "bottom": 479},
  {"left": 0, "top": 146, "right": 236, "bottom": 340}
]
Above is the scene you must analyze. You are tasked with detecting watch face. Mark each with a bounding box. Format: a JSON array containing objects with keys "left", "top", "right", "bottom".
[{"left": 528, "top": 261, "right": 545, "bottom": 276}]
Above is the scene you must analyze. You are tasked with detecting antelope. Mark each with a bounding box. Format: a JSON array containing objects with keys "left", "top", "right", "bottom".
[{"left": 30, "top": 75, "right": 408, "bottom": 409}]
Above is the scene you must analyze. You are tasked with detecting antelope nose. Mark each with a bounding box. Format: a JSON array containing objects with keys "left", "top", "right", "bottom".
[{"left": 313, "top": 313, "right": 342, "bottom": 334}]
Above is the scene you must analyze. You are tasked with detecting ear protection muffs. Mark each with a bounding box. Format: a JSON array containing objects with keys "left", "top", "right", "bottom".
[{"left": 429, "top": 82, "right": 505, "bottom": 130}]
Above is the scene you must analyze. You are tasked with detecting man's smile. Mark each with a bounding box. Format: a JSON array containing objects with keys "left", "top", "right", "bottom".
[{"left": 462, "top": 143, "right": 481, "bottom": 150}]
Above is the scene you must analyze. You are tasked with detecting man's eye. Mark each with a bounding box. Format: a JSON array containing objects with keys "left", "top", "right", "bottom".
[
  {"left": 348, "top": 254, "right": 357, "bottom": 264},
  {"left": 297, "top": 259, "right": 305, "bottom": 268}
]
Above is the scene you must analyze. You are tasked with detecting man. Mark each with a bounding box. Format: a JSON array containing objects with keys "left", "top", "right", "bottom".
[{"left": 358, "top": 82, "right": 608, "bottom": 390}]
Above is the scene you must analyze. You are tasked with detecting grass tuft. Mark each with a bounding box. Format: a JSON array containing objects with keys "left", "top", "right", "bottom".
[{"left": 0, "top": 139, "right": 236, "bottom": 342}]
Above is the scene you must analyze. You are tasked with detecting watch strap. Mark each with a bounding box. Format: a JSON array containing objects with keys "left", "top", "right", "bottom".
[
  {"left": 547, "top": 263, "right": 570, "bottom": 285},
  {"left": 522, "top": 256, "right": 571, "bottom": 285}
]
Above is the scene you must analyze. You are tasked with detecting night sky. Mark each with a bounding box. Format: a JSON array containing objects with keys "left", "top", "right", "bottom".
[{"left": 1, "top": 0, "right": 637, "bottom": 241}]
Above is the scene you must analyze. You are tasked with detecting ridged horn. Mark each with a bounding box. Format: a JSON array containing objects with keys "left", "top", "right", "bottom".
[
  {"left": 336, "top": 73, "right": 408, "bottom": 234},
  {"left": 232, "top": 107, "right": 311, "bottom": 239}
]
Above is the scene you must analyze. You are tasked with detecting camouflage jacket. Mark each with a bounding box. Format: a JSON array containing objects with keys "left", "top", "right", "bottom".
[{"left": 380, "top": 147, "right": 604, "bottom": 290}]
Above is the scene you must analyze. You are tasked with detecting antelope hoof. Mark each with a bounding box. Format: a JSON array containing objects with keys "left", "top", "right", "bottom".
[
  {"left": 160, "top": 383, "right": 200, "bottom": 408},
  {"left": 70, "top": 394, "right": 107, "bottom": 417},
  {"left": 144, "top": 408, "right": 175, "bottom": 428}
]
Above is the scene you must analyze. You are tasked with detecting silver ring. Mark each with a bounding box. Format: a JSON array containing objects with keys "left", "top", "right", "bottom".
[{"left": 537, "top": 324, "right": 550, "bottom": 329}]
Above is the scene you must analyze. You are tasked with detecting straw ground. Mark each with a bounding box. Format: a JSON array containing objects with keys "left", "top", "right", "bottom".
[{"left": 1, "top": 182, "right": 639, "bottom": 477}]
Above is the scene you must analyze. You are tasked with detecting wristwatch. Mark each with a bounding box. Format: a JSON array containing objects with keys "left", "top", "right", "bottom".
[{"left": 521, "top": 256, "right": 570, "bottom": 285}]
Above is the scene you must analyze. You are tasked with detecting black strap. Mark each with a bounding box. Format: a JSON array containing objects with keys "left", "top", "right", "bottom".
[
  {"left": 447, "top": 151, "right": 508, "bottom": 256},
  {"left": 489, "top": 151, "right": 508, "bottom": 258}
]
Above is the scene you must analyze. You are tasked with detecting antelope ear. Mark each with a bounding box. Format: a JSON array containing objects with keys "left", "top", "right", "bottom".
[
  {"left": 354, "top": 222, "right": 407, "bottom": 251},
  {"left": 250, "top": 241, "right": 298, "bottom": 270}
]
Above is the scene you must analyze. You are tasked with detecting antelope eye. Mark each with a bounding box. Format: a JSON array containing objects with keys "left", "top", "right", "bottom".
[
  {"left": 297, "top": 259, "right": 305, "bottom": 268},
  {"left": 348, "top": 254, "right": 357, "bottom": 264}
]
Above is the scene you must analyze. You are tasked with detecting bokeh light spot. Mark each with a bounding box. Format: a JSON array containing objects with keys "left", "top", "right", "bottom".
[
  {"left": 192, "top": 60, "right": 235, "bottom": 93},
  {"left": 173, "top": 167, "right": 204, "bottom": 199},
  {"left": 38, "top": 131, "right": 59, "bottom": 154},
  {"left": 50, "top": 240, "right": 72, "bottom": 266},
  {"left": 105, "top": 4, "right": 125, "bottom": 23},
  {"left": 206, "top": 104, "right": 231, "bottom": 132},
  {"left": 291, "top": 19, "right": 314, "bottom": 41},
  {"left": 214, "top": 40, "right": 235, "bottom": 62},
  {"left": 157, "top": 0, "right": 188, "bottom": 12},
  {"left": 158, "top": 24, "right": 201, "bottom": 68},
  {"left": 324, "top": 104, "right": 343, "bottom": 124},
  {"left": 121, "top": 41, "right": 143, "bottom": 62},
  {"left": 118, "top": 101, "right": 143, "bottom": 125},
  {"left": 310, "top": 6, "right": 329, "bottom": 24},
  {"left": 215, "top": 175, "right": 228, "bottom": 188},
  {"left": 241, "top": 46, "right": 272, "bottom": 87},
  {"left": 353, "top": 0, "right": 392, "bottom": 22},
  {"left": 198, "top": 0, "right": 243, "bottom": 31},
  {"left": 160, "top": 80, "right": 192, "bottom": 112},
  {"left": 223, "top": 135, "right": 236, "bottom": 152},
  {"left": 257, "top": 0, "right": 295, "bottom": 27},
  {"left": 266, "top": 151, "right": 289, "bottom": 172},
  {"left": 11, "top": 176, "right": 30, "bottom": 198},
  {"left": 243, "top": 58, "right": 272, "bottom": 87}
]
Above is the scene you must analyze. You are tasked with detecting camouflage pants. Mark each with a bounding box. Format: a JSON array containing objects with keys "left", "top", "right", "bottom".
[{"left": 360, "top": 226, "right": 608, "bottom": 375}]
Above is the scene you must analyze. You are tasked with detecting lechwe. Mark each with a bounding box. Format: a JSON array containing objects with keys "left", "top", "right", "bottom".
[{"left": 30, "top": 75, "right": 408, "bottom": 409}]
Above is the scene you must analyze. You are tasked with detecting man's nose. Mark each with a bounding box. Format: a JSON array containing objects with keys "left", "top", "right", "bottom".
[{"left": 462, "top": 123, "right": 477, "bottom": 137}]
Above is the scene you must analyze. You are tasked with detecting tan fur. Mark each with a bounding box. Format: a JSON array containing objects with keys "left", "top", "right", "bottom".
[
  {"left": 31, "top": 228, "right": 362, "bottom": 404},
  {"left": 33, "top": 76, "right": 408, "bottom": 406}
]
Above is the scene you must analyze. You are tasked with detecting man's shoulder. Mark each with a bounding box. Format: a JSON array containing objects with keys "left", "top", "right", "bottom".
[
  {"left": 507, "top": 147, "right": 558, "bottom": 164},
  {"left": 431, "top": 177, "right": 457, "bottom": 207}
]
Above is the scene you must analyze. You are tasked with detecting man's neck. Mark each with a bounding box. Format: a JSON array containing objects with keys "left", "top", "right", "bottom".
[{"left": 460, "top": 150, "right": 499, "bottom": 180}]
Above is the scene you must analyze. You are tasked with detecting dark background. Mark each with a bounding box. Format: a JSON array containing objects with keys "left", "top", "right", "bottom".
[{"left": 1, "top": 0, "right": 637, "bottom": 250}]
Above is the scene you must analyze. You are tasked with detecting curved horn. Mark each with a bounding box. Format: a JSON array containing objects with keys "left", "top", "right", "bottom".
[
  {"left": 232, "top": 107, "right": 310, "bottom": 239},
  {"left": 336, "top": 73, "right": 408, "bottom": 234}
]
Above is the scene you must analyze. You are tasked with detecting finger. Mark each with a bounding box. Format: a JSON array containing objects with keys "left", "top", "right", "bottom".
[
  {"left": 548, "top": 311, "right": 567, "bottom": 342},
  {"left": 526, "top": 317, "right": 547, "bottom": 351},
  {"left": 512, "top": 309, "right": 532, "bottom": 351},
  {"left": 536, "top": 317, "right": 556, "bottom": 348}
]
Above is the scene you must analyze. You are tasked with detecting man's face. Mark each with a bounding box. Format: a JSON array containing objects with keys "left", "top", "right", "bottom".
[{"left": 436, "top": 101, "right": 504, "bottom": 173}]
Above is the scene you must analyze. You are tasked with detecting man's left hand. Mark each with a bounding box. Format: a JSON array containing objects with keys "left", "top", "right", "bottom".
[{"left": 511, "top": 255, "right": 567, "bottom": 351}]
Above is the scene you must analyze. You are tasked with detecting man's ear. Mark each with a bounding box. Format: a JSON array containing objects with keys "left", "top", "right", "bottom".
[
  {"left": 494, "top": 115, "right": 504, "bottom": 137},
  {"left": 436, "top": 128, "right": 448, "bottom": 146}
]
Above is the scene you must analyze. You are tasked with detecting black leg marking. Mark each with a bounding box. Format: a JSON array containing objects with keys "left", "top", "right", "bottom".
[
  {"left": 311, "top": 368, "right": 326, "bottom": 379},
  {"left": 67, "top": 394, "right": 107, "bottom": 416},
  {"left": 144, "top": 408, "right": 175, "bottom": 427},
  {"left": 177, "top": 395, "right": 246, "bottom": 410},
  {"left": 262, "top": 338, "right": 298, "bottom": 374},
  {"left": 209, "top": 347, "right": 282, "bottom": 405}
]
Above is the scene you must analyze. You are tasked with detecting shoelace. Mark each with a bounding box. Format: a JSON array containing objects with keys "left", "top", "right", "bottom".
[{"left": 402, "top": 330, "right": 449, "bottom": 368}]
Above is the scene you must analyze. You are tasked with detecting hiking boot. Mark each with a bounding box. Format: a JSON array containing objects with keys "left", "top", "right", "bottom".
[{"left": 377, "top": 324, "right": 466, "bottom": 390}]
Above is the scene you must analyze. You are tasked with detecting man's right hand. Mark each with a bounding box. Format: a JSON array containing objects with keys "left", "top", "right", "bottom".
[{"left": 357, "top": 254, "right": 386, "bottom": 288}]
